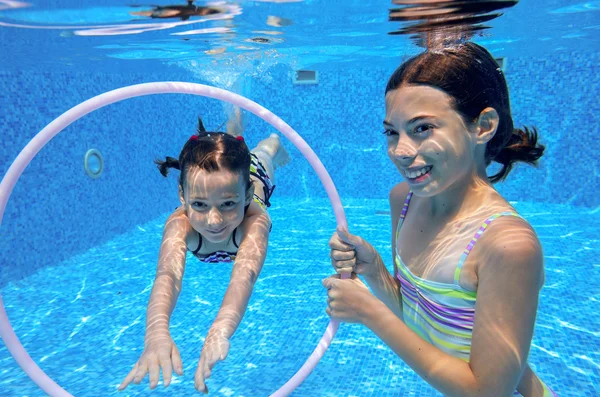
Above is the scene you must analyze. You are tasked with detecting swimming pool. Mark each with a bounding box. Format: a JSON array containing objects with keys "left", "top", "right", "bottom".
[
  {"left": 0, "top": 198, "right": 598, "bottom": 396},
  {"left": 1, "top": 0, "right": 599, "bottom": 396}
]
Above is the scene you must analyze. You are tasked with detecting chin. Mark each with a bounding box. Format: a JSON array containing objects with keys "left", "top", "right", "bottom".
[
  {"left": 409, "top": 181, "right": 444, "bottom": 198},
  {"left": 202, "top": 231, "right": 230, "bottom": 243}
]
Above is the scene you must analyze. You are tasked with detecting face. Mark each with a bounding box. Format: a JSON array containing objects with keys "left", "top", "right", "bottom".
[
  {"left": 384, "top": 84, "right": 479, "bottom": 197},
  {"left": 180, "top": 167, "right": 251, "bottom": 243}
]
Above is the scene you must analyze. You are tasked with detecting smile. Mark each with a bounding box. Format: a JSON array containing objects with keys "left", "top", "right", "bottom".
[{"left": 405, "top": 165, "right": 433, "bottom": 180}]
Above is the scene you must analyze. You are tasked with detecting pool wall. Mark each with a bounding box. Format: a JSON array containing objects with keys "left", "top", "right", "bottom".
[{"left": 1, "top": 50, "right": 599, "bottom": 286}]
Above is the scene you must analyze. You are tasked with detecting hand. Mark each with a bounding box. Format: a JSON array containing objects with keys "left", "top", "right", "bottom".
[
  {"left": 194, "top": 331, "right": 230, "bottom": 393},
  {"left": 322, "top": 273, "right": 380, "bottom": 324},
  {"left": 329, "top": 227, "right": 378, "bottom": 278},
  {"left": 118, "top": 335, "right": 183, "bottom": 391}
]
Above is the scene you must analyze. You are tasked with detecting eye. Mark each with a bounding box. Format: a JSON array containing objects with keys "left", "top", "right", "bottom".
[
  {"left": 382, "top": 129, "right": 398, "bottom": 136},
  {"left": 413, "top": 124, "right": 434, "bottom": 135},
  {"left": 192, "top": 201, "right": 208, "bottom": 209},
  {"left": 222, "top": 201, "right": 236, "bottom": 208}
]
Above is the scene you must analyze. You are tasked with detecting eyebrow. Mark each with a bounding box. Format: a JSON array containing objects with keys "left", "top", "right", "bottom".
[
  {"left": 383, "top": 115, "right": 436, "bottom": 128},
  {"left": 189, "top": 193, "right": 240, "bottom": 200}
]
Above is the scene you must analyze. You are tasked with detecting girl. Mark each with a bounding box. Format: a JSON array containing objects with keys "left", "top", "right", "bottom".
[
  {"left": 119, "top": 112, "right": 289, "bottom": 393},
  {"left": 325, "top": 43, "right": 557, "bottom": 396}
]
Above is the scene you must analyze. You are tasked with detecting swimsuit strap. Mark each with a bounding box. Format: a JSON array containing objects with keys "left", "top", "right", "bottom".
[
  {"left": 192, "top": 232, "right": 203, "bottom": 255},
  {"left": 400, "top": 191, "right": 413, "bottom": 221},
  {"left": 453, "top": 211, "right": 522, "bottom": 286},
  {"left": 396, "top": 191, "right": 414, "bottom": 240},
  {"left": 193, "top": 228, "right": 240, "bottom": 254},
  {"left": 233, "top": 228, "right": 239, "bottom": 249}
]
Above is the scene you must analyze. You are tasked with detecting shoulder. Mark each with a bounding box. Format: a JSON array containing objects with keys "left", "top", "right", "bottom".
[
  {"left": 389, "top": 182, "right": 410, "bottom": 225},
  {"left": 477, "top": 215, "right": 544, "bottom": 291},
  {"left": 164, "top": 206, "right": 196, "bottom": 248},
  {"left": 389, "top": 181, "right": 410, "bottom": 206},
  {"left": 239, "top": 201, "right": 271, "bottom": 240}
]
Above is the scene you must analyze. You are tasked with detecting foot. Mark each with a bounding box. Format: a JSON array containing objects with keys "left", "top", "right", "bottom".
[{"left": 257, "top": 133, "right": 291, "bottom": 170}]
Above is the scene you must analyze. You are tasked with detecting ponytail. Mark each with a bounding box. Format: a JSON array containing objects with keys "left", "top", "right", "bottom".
[
  {"left": 154, "top": 156, "right": 180, "bottom": 177},
  {"left": 489, "top": 126, "right": 545, "bottom": 183}
]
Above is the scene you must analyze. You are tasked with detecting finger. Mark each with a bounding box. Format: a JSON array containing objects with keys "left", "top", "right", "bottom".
[
  {"left": 118, "top": 364, "right": 139, "bottom": 391},
  {"left": 330, "top": 249, "right": 355, "bottom": 261},
  {"left": 322, "top": 275, "right": 340, "bottom": 290},
  {"left": 194, "top": 363, "right": 208, "bottom": 394},
  {"left": 329, "top": 235, "right": 355, "bottom": 251},
  {"left": 171, "top": 345, "right": 184, "bottom": 376},
  {"left": 325, "top": 306, "right": 333, "bottom": 318},
  {"left": 332, "top": 259, "right": 355, "bottom": 274},
  {"left": 148, "top": 358, "right": 160, "bottom": 389},
  {"left": 203, "top": 356, "right": 213, "bottom": 379},
  {"left": 133, "top": 361, "right": 149, "bottom": 384},
  {"left": 159, "top": 356, "right": 173, "bottom": 388}
]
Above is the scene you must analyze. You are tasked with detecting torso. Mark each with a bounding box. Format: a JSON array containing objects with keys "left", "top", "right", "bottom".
[
  {"left": 391, "top": 183, "right": 552, "bottom": 396},
  {"left": 395, "top": 185, "right": 515, "bottom": 291}
]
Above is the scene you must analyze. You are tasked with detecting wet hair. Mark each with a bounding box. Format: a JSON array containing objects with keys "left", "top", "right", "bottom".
[
  {"left": 155, "top": 117, "right": 252, "bottom": 192},
  {"left": 385, "top": 42, "right": 544, "bottom": 183}
]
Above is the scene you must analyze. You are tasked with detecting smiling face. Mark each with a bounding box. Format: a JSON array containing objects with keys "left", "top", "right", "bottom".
[
  {"left": 384, "top": 84, "right": 480, "bottom": 197},
  {"left": 180, "top": 167, "right": 252, "bottom": 243}
]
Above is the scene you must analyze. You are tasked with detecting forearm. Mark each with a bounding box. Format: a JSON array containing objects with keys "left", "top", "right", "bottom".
[
  {"left": 366, "top": 302, "right": 491, "bottom": 397},
  {"left": 363, "top": 254, "right": 403, "bottom": 319},
  {"left": 208, "top": 267, "right": 258, "bottom": 339},
  {"left": 144, "top": 273, "right": 182, "bottom": 342},
  {"left": 209, "top": 213, "right": 269, "bottom": 339}
]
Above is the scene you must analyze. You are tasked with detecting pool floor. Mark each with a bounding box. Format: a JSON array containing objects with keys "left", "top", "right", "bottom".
[{"left": 0, "top": 198, "right": 598, "bottom": 396}]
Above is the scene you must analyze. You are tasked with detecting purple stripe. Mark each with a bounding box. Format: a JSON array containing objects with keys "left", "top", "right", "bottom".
[
  {"left": 398, "top": 277, "right": 474, "bottom": 318},
  {"left": 398, "top": 279, "right": 475, "bottom": 331},
  {"left": 401, "top": 293, "right": 474, "bottom": 334}
]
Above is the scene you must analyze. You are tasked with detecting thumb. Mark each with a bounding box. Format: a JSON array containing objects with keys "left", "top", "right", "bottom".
[
  {"left": 336, "top": 227, "right": 357, "bottom": 247},
  {"left": 336, "top": 227, "right": 364, "bottom": 249}
]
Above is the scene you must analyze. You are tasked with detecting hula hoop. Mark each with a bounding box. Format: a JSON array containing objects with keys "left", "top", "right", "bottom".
[{"left": 0, "top": 82, "right": 349, "bottom": 396}]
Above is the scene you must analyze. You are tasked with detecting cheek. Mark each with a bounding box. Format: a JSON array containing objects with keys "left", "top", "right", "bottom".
[{"left": 386, "top": 140, "right": 397, "bottom": 160}]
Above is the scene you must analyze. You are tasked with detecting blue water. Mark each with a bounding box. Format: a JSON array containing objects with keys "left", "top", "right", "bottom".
[
  {"left": 1, "top": 0, "right": 600, "bottom": 396},
  {"left": 1, "top": 198, "right": 598, "bottom": 396}
]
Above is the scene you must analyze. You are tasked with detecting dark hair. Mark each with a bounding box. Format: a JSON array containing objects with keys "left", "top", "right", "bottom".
[
  {"left": 385, "top": 42, "right": 544, "bottom": 183},
  {"left": 155, "top": 117, "right": 251, "bottom": 191}
]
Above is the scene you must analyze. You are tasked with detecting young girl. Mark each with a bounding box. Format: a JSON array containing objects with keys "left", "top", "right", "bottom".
[
  {"left": 119, "top": 112, "right": 289, "bottom": 393},
  {"left": 324, "top": 43, "right": 557, "bottom": 396}
]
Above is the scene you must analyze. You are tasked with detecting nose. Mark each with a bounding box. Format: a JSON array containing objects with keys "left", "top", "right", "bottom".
[
  {"left": 207, "top": 207, "right": 223, "bottom": 227},
  {"left": 392, "top": 136, "right": 418, "bottom": 165}
]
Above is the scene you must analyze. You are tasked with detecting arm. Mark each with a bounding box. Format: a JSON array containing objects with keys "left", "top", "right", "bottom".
[
  {"left": 145, "top": 209, "right": 190, "bottom": 343},
  {"left": 362, "top": 219, "right": 544, "bottom": 397},
  {"left": 361, "top": 182, "right": 409, "bottom": 319},
  {"left": 194, "top": 205, "right": 271, "bottom": 392},
  {"left": 207, "top": 208, "right": 271, "bottom": 339},
  {"left": 119, "top": 209, "right": 191, "bottom": 390}
]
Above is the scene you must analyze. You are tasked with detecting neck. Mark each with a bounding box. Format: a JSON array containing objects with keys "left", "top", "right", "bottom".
[{"left": 424, "top": 168, "right": 494, "bottom": 220}]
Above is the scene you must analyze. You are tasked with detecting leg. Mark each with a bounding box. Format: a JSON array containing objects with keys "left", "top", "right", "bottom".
[
  {"left": 226, "top": 106, "right": 244, "bottom": 137},
  {"left": 250, "top": 134, "right": 290, "bottom": 184}
]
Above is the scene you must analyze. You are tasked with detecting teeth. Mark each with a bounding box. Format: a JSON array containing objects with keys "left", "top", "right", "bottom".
[{"left": 407, "top": 166, "right": 432, "bottom": 179}]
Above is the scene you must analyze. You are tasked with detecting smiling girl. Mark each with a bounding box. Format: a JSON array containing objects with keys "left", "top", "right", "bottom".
[
  {"left": 119, "top": 113, "right": 289, "bottom": 393},
  {"left": 325, "top": 43, "right": 556, "bottom": 396}
]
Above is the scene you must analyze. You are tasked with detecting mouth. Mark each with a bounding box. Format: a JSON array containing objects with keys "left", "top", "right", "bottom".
[
  {"left": 405, "top": 165, "right": 433, "bottom": 183},
  {"left": 207, "top": 227, "right": 226, "bottom": 234}
]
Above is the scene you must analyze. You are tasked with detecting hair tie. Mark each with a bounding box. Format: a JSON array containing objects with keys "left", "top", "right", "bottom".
[
  {"left": 236, "top": 136, "right": 244, "bottom": 141},
  {"left": 189, "top": 135, "right": 198, "bottom": 141}
]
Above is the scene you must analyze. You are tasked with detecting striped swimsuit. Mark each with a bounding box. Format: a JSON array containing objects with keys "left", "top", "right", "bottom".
[{"left": 395, "top": 192, "right": 557, "bottom": 396}]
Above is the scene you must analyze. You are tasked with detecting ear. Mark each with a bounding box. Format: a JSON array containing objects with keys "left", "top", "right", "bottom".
[
  {"left": 474, "top": 107, "right": 499, "bottom": 145},
  {"left": 178, "top": 185, "right": 186, "bottom": 206},
  {"left": 245, "top": 182, "right": 255, "bottom": 206}
]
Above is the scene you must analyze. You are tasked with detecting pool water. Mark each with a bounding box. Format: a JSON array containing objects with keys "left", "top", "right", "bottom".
[{"left": 0, "top": 197, "right": 597, "bottom": 396}]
